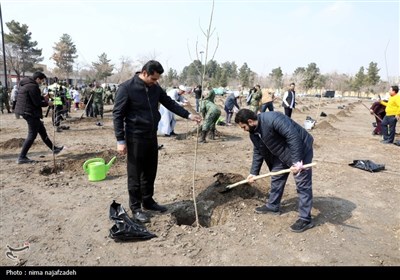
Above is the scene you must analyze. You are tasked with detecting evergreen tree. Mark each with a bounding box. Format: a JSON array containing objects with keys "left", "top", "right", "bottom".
[
  {"left": 92, "top": 53, "right": 114, "bottom": 82},
  {"left": 366, "top": 62, "right": 380, "bottom": 86},
  {"left": 353, "top": 66, "right": 365, "bottom": 91},
  {"left": 238, "top": 63, "right": 251, "bottom": 87},
  {"left": 303, "top": 62, "right": 320, "bottom": 90},
  {"left": 269, "top": 67, "right": 283, "bottom": 89},
  {"left": 51, "top": 34, "right": 78, "bottom": 78},
  {"left": 4, "top": 20, "right": 43, "bottom": 81}
]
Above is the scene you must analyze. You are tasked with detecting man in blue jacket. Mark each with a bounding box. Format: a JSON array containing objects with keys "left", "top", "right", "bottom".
[
  {"left": 235, "top": 109, "right": 314, "bottom": 233},
  {"left": 113, "top": 60, "right": 201, "bottom": 223}
]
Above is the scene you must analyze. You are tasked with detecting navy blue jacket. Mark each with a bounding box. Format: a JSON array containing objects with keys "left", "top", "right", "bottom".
[
  {"left": 249, "top": 111, "right": 313, "bottom": 175},
  {"left": 113, "top": 75, "right": 190, "bottom": 140}
]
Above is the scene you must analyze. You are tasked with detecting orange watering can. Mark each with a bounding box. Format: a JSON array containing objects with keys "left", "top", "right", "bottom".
[{"left": 83, "top": 156, "right": 117, "bottom": 181}]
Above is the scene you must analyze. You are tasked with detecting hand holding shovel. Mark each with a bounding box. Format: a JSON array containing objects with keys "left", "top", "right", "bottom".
[{"left": 225, "top": 162, "right": 317, "bottom": 190}]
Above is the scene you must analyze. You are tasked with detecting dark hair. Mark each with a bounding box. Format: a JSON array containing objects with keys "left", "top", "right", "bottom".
[
  {"left": 290, "top": 82, "right": 295, "bottom": 86},
  {"left": 234, "top": 108, "right": 257, "bottom": 124},
  {"left": 391, "top": 85, "right": 399, "bottom": 93},
  {"left": 142, "top": 60, "right": 164, "bottom": 75},
  {"left": 32, "top": 71, "right": 47, "bottom": 80}
]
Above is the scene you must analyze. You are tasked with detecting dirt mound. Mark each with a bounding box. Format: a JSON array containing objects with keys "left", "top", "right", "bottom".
[
  {"left": 0, "top": 138, "right": 26, "bottom": 149},
  {"left": 315, "top": 120, "right": 337, "bottom": 130},
  {"left": 337, "top": 110, "right": 351, "bottom": 117},
  {"left": 327, "top": 114, "right": 341, "bottom": 122}
]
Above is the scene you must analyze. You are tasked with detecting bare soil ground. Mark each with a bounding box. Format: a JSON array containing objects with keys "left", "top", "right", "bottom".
[{"left": 0, "top": 95, "right": 399, "bottom": 266}]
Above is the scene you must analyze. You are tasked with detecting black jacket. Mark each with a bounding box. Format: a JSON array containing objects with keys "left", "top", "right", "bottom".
[
  {"left": 249, "top": 111, "right": 313, "bottom": 175},
  {"left": 14, "top": 77, "right": 48, "bottom": 118},
  {"left": 113, "top": 75, "right": 190, "bottom": 140},
  {"left": 282, "top": 90, "right": 295, "bottom": 108}
]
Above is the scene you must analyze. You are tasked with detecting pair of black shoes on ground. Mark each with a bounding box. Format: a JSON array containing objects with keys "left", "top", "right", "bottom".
[
  {"left": 255, "top": 204, "right": 314, "bottom": 233},
  {"left": 16, "top": 146, "right": 64, "bottom": 164},
  {"left": 133, "top": 202, "right": 167, "bottom": 223}
]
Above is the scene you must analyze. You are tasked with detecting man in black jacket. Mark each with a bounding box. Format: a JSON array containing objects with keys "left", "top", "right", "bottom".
[
  {"left": 14, "top": 72, "right": 63, "bottom": 164},
  {"left": 113, "top": 60, "right": 201, "bottom": 223},
  {"left": 282, "top": 82, "right": 296, "bottom": 118},
  {"left": 193, "top": 85, "right": 202, "bottom": 112},
  {"left": 235, "top": 109, "right": 314, "bottom": 233}
]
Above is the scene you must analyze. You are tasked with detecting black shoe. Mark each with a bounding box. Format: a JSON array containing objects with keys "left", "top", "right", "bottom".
[
  {"left": 170, "top": 131, "right": 177, "bottom": 136},
  {"left": 143, "top": 202, "right": 167, "bottom": 213},
  {"left": 255, "top": 205, "right": 280, "bottom": 215},
  {"left": 133, "top": 210, "right": 150, "bottom": 223},
  {"left": 53, "top": 146, "right": 64, "bottom": 154},
  {"left": 290, "top": 219, "right": 314, "bottom": 233},
  {"left": 158, "top": 144, "right": 164, "bottom": 150},
  {"left": 17, "top": 157, "right": 36, "bottom": 164},
  {"left": 164, "top": 134, "right": 171, "bottom": 137},
  {"left": 60, "top": 125, "right": 70, "bottom": 130}
]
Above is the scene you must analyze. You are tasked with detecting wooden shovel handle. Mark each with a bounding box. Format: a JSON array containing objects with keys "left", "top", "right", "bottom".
[{"left": 226, "top": 162, "right": 317, "bottom": 190}]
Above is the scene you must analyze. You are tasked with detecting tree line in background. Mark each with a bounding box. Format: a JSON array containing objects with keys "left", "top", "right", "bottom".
[{"left": 1, "top": 20, "right": 395, "bottom": 95}]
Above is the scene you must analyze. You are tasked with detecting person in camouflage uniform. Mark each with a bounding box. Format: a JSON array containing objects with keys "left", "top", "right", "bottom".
[
  {"left": 82, "top": 84, "right": 94, "bottom": 117},
  {"left": 249, "top": 84, "right": 262, "bottom": 113},
  {"left": 104, "top": 84, "right": 115, "bottom": 105},
  {"left": 92, "top": 81, "right": 104, "bottom": 122},
  {"left": 199, "top": 88, "right": 221, "bottom": 143},
  {"left": 0, "top": 81, "right": 11, "bottom": 114}
]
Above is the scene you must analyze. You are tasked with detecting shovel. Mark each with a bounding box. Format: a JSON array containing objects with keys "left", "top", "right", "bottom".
[
  {"left": 224, "top": 162, "right": 317, "bottom": 191},
  {"left": 79, "top": 93, "right": 93, "bottom": 120}
]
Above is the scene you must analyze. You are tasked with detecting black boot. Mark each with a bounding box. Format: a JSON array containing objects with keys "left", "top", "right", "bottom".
[
  {"left": 199, "top": 130, "right": 208, "bottom": 143},
  {"left": 209, "top": 129, "right": 215, "bottom": 140}
]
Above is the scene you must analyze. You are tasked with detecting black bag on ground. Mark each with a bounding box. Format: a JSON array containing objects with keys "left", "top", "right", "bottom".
[
  {"left": 109, "top": 200, "right": 156, "bottom": 241},
  {"left": 349, "top": 160, "right": 385, "bottom": 172}
]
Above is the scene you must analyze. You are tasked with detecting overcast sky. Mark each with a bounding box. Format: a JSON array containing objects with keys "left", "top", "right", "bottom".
[{"left": 1, "top": 0, "right": 399, "bottom": 80}]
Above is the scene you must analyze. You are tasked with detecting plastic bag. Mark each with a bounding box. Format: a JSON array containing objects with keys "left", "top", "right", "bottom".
[
  {"left": 109, "top": 201, "right": 156, "bottom": 241},
  {"left": 349, "top": 160, "right": 385, "bottom": 173}
]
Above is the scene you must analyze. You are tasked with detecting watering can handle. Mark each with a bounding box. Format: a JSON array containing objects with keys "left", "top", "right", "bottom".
[
  {"left": 83, "top": 158, "right": 105, "bottom": 173},
  {"left": 108, "top": 156, "right": 117, "bottom": 166}
]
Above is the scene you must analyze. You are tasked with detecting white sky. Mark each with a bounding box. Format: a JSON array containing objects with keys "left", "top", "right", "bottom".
[{"left": 1, "top": 0, "right": 399, "bottom": 80}]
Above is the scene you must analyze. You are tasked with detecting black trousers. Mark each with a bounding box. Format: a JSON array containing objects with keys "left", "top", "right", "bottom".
[
  {"left": 127, "top": 136, "right": 158, "bottom": 211},
  {"left": 20, "top": 115, "right": 54, "bottom": 158},
  {"left": 284, "top": 107, "right": 293, "bottom": 118}
]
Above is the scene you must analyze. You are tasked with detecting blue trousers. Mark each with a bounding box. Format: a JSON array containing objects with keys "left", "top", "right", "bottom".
[
  {"left": 260, "top": 101, "right": 274, "bottom": 112},
  {"left": 266, "top": 150, "right": 313, "bottom": 222}
]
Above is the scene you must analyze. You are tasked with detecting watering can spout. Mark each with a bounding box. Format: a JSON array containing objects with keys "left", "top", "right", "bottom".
[{"left": 105, "top": 156, "right": 117, "bottom": 173}]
